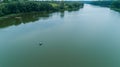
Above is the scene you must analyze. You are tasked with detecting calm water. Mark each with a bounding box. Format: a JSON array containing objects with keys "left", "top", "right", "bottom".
[{"left": 1, "top": 4, "right": 120, "bottom": 67}]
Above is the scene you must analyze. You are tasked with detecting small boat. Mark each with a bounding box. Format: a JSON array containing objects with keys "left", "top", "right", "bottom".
[{"left": 39, "top": 42, "right": 43, "bottom": 46}]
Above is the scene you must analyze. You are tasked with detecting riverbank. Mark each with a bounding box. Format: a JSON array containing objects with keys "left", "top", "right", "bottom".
[
  {"left": 110, "top": 1, "right": 120, "bottom": 12},
  {"left": 0, "top": 1, "right": 84, "bottom": 17},
  {"left": 87, "top": 1, "right": 120, "bottom": 12},
  {"left": 88, "top": 1, "right": 112, "bottom": 7}
]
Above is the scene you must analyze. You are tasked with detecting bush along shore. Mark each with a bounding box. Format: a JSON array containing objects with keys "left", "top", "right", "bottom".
[{"left": 0, "top": 1, "right": 84, "bottom": 17}]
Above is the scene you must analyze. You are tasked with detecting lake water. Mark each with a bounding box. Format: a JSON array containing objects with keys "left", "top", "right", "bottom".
[{"left": 1, "top": 4, "right": 120, "bottom": 67}]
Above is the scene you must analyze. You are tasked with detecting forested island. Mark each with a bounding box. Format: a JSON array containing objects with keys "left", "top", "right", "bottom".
[{"left": 0, "top": 0, "right": 84, "bottom": 17}]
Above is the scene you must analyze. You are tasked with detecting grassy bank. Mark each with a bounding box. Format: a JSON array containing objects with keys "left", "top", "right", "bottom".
[{"left": 0, "top": 1, "right": 84, "bottom": 17}]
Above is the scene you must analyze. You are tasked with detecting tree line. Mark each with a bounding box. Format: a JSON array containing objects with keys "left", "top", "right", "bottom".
[
  {"left": 0, "top": 1, "right": 84, "bottom": 16},
  {"left": 88, "top": 1, "right": 120, "bottom": 12}
]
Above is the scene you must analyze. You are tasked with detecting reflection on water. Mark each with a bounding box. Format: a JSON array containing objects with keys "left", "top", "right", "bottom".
[
  {"left": 0, "top": 8, "right": 82, "bottom": 29},
  {"left": 0, "top": 11, "right": 66, "bottom": 28},
  {"left": 60, "top": 11, "right": 65, "bottom": 18},
  {"left": 0, "top": 12, "right": 50, "bottom": 28}
]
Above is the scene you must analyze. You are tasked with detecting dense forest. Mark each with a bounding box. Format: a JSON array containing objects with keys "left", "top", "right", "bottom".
[{"left": 0, "top": 0, "right": 84, "bottom": 17}]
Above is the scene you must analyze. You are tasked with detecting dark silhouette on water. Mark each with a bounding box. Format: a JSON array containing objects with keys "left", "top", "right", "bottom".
[{"left": 39, "top": 42, "right": 43, "bottom": 46}]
